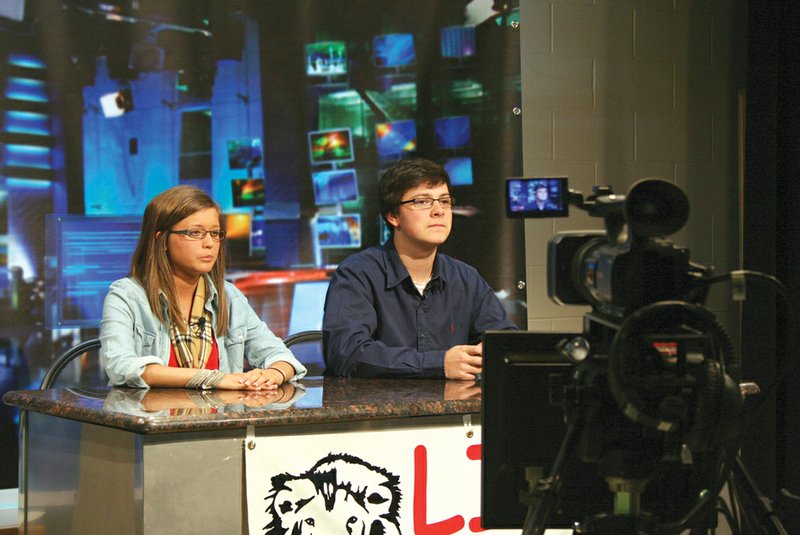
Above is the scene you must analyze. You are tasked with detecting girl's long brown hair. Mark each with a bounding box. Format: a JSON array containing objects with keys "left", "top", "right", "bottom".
[{"left": 130, "top": 185, "right": 229, "bottom": 335}]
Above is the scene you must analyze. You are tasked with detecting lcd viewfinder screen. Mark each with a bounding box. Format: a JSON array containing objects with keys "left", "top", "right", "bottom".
[{"left": 506, "top": 177, "right": 568, "bottom": 218}]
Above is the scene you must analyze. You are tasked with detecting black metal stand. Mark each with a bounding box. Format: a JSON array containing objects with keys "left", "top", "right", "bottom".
[
  {"left": 521, "top": 439, "right": 792, "bottom": 535},
  {"left": 520, "top": 409, "right": 582, "bottom": 535},
  {"left": 729, "top": 455, "right": 790, "bottom": 535}
]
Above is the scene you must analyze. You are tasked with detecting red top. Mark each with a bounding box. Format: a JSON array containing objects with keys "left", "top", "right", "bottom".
[{"left": 168, "top": 337, "right": 220, "bottom": 370}]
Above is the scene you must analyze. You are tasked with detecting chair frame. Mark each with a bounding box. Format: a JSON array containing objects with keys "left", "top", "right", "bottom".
[
  {"left": 283, "top": 330, "right": 323, "bottom": 348},
  {"left": 39, "top": 338, "right": 102, "bottom": 390}
]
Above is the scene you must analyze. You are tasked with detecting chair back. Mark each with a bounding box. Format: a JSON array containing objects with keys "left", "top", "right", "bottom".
[
  {"left": 40, "top": 338, "right": 104, "bottom": 389},
  {"left": 283, "top": 330, "right": 324, "bottom": 377}
]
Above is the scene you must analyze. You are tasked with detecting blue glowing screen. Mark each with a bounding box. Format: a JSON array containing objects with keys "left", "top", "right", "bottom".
[
  {"left": 373, "top": 34, "right": 416, "bottom": 67},
  {"left": 434, "top": 116, "right": 471, "bottom": 149},
  {"left": 443, "top": 157, "right": 474, "bottom": 186},
  {"left": 440, "top": 26, "right": 477, "bottom": 58},
  {"left": 316, "top": 214, "right": 361, "bottom": 249},
  {"left": 312, "top": 169, "right": 359, "bottom": 205},
  {"left": 375, "top": 119, "right": 417, "bottom": 156},
  {"left": 46, "top": 215, "right": 141, "bottom": 328}
]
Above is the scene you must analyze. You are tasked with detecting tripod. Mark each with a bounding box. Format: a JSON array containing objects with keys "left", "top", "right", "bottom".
[{"left": 519, "top": 397, "right": 792, "bottom": 535}]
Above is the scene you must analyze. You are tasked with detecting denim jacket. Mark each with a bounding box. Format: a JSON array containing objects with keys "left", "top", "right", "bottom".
[{"left": 100, "top": 276, "right": 307, "bottom": 388}]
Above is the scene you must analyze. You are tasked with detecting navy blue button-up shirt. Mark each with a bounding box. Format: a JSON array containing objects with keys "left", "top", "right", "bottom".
[{"left": 322, "top": 240, "right": 518, "bottom": 378}]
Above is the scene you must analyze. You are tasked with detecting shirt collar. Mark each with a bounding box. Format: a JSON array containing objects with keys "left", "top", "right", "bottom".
[
  {"left": 157, "top": 274, "right": 219, "bottom": 308},
  {"left": 204, "top": 274, "right": 219, "bottom": 307},
  {"left": 382, "top": 239, "right": 446, "bottom": 291}
]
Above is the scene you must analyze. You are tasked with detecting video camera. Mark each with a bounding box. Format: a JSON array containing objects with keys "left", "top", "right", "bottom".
[{"left": 483, "top": 177, "right": 744, "bottom": 534}]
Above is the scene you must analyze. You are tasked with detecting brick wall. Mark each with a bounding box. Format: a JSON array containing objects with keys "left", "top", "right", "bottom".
[{"left": 519, "top": 0, "right": 747, "bottom": 336}]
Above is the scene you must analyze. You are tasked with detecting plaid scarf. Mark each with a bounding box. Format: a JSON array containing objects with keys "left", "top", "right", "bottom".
[{"left": 170, "top": 276, "right": 214, "bottom": 369}]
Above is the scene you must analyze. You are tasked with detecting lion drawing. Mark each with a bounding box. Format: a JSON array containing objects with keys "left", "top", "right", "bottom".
[{"left": 264, "top": 452, "right": 402, "bottom": 534}]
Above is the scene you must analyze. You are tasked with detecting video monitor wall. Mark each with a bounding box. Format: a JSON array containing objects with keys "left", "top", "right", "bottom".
[
  {"left": 296, "top": 16, "right": 516, "bottom": 268},
  {"left": 260, "top": 4, "right": 523, "bottom": 314}
]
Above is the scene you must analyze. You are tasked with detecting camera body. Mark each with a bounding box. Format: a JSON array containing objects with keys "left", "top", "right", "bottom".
[
  {"left": 549, "top": 232, "right": 701, "bottom": 316},
  {"left": 522, "top": 177, "right": 709, "bottom": 318}
]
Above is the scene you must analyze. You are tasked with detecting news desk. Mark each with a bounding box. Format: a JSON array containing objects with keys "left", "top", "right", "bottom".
[{"left": 3, "top": 378, "right": 492, "bottom": 535}]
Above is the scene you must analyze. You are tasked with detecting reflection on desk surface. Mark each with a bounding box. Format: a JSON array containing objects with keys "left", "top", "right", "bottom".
[
  {"left": 2, "top": 377, "right": 482, "bottom": 433},
  {"left": 104, "top": 382, "right": 308, "bottom": 415}
]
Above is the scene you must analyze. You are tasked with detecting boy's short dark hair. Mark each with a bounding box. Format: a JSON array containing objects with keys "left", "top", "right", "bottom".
[{"left": 378, "top": 158, "right": 451, "bottom": 229}]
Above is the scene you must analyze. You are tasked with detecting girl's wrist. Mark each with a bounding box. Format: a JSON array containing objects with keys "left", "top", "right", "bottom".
[{"left": 267, "top": 366, "right": 286, "bottom": 384}]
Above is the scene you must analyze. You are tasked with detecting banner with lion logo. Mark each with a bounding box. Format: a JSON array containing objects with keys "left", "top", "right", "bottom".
[{"left": 245, "top": 420, "right": 528, "bottom": 534}]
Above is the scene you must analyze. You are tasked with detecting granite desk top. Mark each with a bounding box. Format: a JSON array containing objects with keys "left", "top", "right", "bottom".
[{"left": 2, "top": 377, "right": 482, "bottom": 434}]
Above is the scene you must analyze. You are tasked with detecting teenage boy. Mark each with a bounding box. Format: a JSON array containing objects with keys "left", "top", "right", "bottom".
[{"left": 322, "top": 158, "right": 517, "bottom": 379}]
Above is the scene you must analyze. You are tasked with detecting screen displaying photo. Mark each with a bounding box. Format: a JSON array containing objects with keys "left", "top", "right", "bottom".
[
  {"left": 308, "top": 128, "right": 355, "bottom": 166},
  {"left": 312, "top": 169, "right": 359, "bottom": 205},
  {"left": 506, "top": 177, "right": 568, "bottom": 218},
  {"left": 250, "top": 215, "right": 267, "bottom": 251},
  {"left": 231, "top": 178, "right": 266, "bottom": 207},
  {"left": 227, "top": 138, "right": 263, "bottom": 170},
  {"left": 375, "top": 119, "right": 417, "bottom": 157},
  {"left": 372, "top": 33, "right": 415, "bottom": 67},
  {"left": 316, "top": 214, "right": 361, "bottom": 249},
  {"left": 224, "top": 212, "right": 253, "bottom": 261},
  {"left": 434, "top": 116, "right": 471, "bottom": 150},
  {"left": 305, "top": 41, "right": 347, "bottom": 76},
  {"left": 440, "top": 25, "right": 477, "bottom": 58},
  {"left": 443, "top": 157, "right": 473, "bottom": 186}
]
